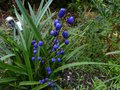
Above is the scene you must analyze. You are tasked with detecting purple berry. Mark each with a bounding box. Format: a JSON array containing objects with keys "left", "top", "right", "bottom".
[
  {"left": 38, "top": 57, "right": 42, "bottom": 61},
  {"left": 54, "top": 39, "right": 59, "bottom": 44},
  {"left": 61, "top": 50, "right": 65, "bottom": 55},
  {"left": 67, "top": 16, "right": 74, "bottom": 24},
  {"left": 46, "top": 67, "right": 52, "bottom": 75},
  {"left": 33, "top": 50, "right": 37, "bottom": 54},
  {"left": 46, "top": 67, "right": 51, "bottom": 71},
  {"left": 50, "top": 83, "right": 54, "bottom": 87},
  {"left": 54, "top": 87, "right": 57, "bottom": 90},
  {"left": 48, "top": 82, "right": 52, "bottom": 86},
  {"left": 48, "top": 71, "right": 52, "bottom": 75},
  {"left": 50, "top": 30, "right": 56, "bottom": 36},
  {"left": 41, "top": 60, "right": 44, "bottom": 64},
  {"left": 58, "top": 8, "right": 66, "bottom": 18},
  {"left": 55, "top": 23, "right": 62, "bottom": 30},
  {"left": 34, "top": 43, "right": 38, "bottom": 48},
  {"left": 38, "top": 41, "right": 43, "bottom": 46},
  {"left": 45, "top": 78, "right": 48, "bottom": 81},
  {"left": 31, "top": 57, "right": 35, "bottom": 60},
  {"left": 57, "top": 58, "right": 61, "bottom": 62},
  {"left": 51, "top": 58, "right": 56, "bottom": 63},
  {"left": 39, "top": 79, "right": 45, "bottom": 84},
  {"left": 56, "top": 51, "right": 60, "bottom": 55},
  {"left": 54, "top": 19, "right": 60, "bottom": 26},
  {"left": 53, "top": 44, "right": 59, "bottom": 51},
  {"left": 31, "top": 40, "right": 36, "bottom": 45},
  {"left": 62, "top": 30, "right": 68, "bottom": 38},
  {"left": 65, "top": 39, "right": 69, "bottom": 45}
]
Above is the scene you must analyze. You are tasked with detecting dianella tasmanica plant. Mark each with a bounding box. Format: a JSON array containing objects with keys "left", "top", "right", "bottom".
[{"left": 0, "top": 0, "right": 74, "bottom": 89}]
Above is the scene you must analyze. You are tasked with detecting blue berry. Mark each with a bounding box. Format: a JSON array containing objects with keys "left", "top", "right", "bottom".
[
  {"left": 48, "top": 71, "right": 52, "bottom": 75},
  {"left": 38, "top": 57, "right": 42, "bottom": 61},
  {"left": 62, "top": 30, "right": 68, "bottom": 38},
  {"left": 39, "top": 79, "right": 45, "bottom": 84},
  {"left": 38, "top": 41, "right": 43, "bottom": 46},
  {"left": 54, "top": 19, "right": 60, "bottom": 26},
  {"left": 50, "top": 83, "right": 55, "bottom": 87},
  {"left": 46, "top": 67, "right": 51, "bottom": 71},
  {"left": 57, "top": 58, "right": 61, "bottom": 62},
  {"left": 51, "top": 58, "right": 56, "bottom": 63},
  {"left": 45, "top": 78, "right": 48, "bottom": 81},
  {"left": 33, "top": 50, "right": 37, "bottom": 54},
  {"left": 41, "top": 60, "right": 44, "bottom": 64},
  {"left": 65, "top": 39, "right": 69, "bottom": 45},
  {"left": 48, "top": 82, "right": 52, "bottom": 86},
  {"left": 33, "top": 47, "right": 37, "bottom": 50},
  {"left": 50, "top": 30, "right": 58, "bottom": 37},
  {"left": 55, "top": 31, "right": 59, "bottom": 36},
  {"left": 67, "top": 16, "right": 74, "bottom": 24},
  {"left": 31, "top": 40, "right": 36, "bottom": 45},
  {"left": 34, "top": 43, "right": 38, "bottom": 48},
  {"left": 58, "top": 8, "right": 66, "bottom": 18},
  {"left": 53, "top": 44, "right": 59, "bottom": 51},
  {"left": 61, "top": 50, "right": 65, "bottom": 55},
  {"left": 55, "top": 23, "right": 62, "bottom": 30},
  {"left": 54, "top": 87, "right": 57, "bottom": 90},
  {"left": 31, "top": 57, "right": 35, "bottom": 60},
  {"left": 50, "top": 30, "right": 56, "bottom": 36},
  {"left": 54, "top": 39, "right": 59, "bottom": 44},
  {"left": 46, "top": 67, "right": 52, "bottom": 75},
  {"left": 56, "top": 51, "right": 60, "bottom": 55}
]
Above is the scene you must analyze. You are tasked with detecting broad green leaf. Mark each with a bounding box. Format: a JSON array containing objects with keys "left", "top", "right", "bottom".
[
  {"left": 19, "top": 81, "right": 40, "bottom": 86},
  {"left": 0, "top": 54, "right": 15, "bottom": 61},
  {"left": 0, "top": 77, "right": 16, "bottom": 84}
]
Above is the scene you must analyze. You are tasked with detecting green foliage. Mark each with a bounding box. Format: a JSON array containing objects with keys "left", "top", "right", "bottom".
[{"left": 0, "top": 0, "right": 120, "bottom": 89}]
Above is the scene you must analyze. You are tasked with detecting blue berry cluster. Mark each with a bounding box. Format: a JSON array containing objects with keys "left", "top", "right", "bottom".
[
  {"left": 31, "top": 40, "right": 44, "bottom": 63},
  {"left": 31, "top": 8, "right": 74, "bottom": 90},
  {"left": 50, "top": 8, "right": 74, "bottom": 63}
]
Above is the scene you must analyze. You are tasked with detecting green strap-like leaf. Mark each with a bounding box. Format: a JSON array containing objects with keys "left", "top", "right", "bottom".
[
  {"left": 106, "top": 51, "right": 120, "bottom": 55},
  {"left": 0, "top": 54, "right": 15, "bottom": 61},
  {"left": 55, "top": 84, "right": 63, "bottom": 90},
  {"left": 15, "top": 0, "right": 41, "bottom": 41},
  {"left": 35, "top": 0, "right": 53, "bottom": 26},
  {"left": 28, "top": 3, "right": 36, "bottom": 20},
  {"left": 0, "top": 77, "right": 17, "bottom": 84},
  {"left": 19, "top": 81, "right": 40, "bottom": 86},
  {"left": 32, "top": 82, "right": 48, "bottom": 90}
]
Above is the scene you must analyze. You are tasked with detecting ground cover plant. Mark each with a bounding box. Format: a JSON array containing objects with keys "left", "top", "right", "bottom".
[{"left": 0, "top": 0, "right": 120, "bottom": 90}]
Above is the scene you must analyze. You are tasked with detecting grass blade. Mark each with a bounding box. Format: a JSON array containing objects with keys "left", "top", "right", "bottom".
[
  {"left": 19, "top": 81, "right": 40, "bottom": 86},
  {"left": 28, "top": 3, "right": 35, "bottom": 20},
  {"left": 32, "top": 82, "right": 48, "bottom": 90},
  {"left": 35, "top": 0, "right": 53, "bottom": 26},
  {"left": 0, "top": 77, "right": 17, "bottom": 84},
  {"left": 106, "top": 51, "right": 120, "bottom": 55},
  {"left": 0, "top": 54, "right": 15, "bottom": 61}
]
